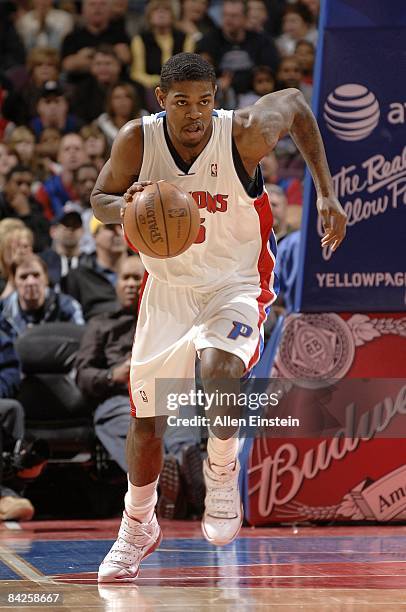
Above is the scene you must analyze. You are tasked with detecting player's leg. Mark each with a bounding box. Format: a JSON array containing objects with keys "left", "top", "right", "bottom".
[
  {"left": 197, "top": 284, "right": 268, "bottom": 545},
  {"left": 98, "top": 277, "right": 197, "bottom": 582},
  {"left": 199, "top": 348, "right": 244, "bottom": 546}
]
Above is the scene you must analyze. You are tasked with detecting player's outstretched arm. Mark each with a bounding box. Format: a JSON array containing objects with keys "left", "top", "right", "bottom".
[
  {"left": 235, "top": 89, "right": 347, "bottom": 251},
  {"left": 91, "top": 120, "right": 148, "bottom": 224}
]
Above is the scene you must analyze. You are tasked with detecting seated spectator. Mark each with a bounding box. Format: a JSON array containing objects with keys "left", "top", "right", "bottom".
[
  {"left": 61, "top": 0, "right": 131, "bottom": 74},
  {"left": 0, "top": 254, "right": 84, "bottom": 339},
  {"left": 75, "top": 255, "right": 144, "bottom": 472},
  {"left": 214, "top": 69, "right": 237, "bottom": 110},
  {"left": 8, "top": 127, "right": 35, "bottom": 166},
  {"left": 0, "top": 143, "right": 18, "bottom": 191},
  {"left": 72, "top": 163, "right": 99, "bottom": 254},
  {"left": 7, "top": 126, "right": 43, "bottom": 183},
  {"left": 237, "top": 64, "right": 275, "bottom": 108},
  {"left": 276, "top": 2, "right": 317, "bottom": 57},
  {"left": 130, "top": 0, "right": 195, "bottom": 111},
  {"left": 0, "top": 329, "right": 34, "bottom": 521},
  {"left": 246, "top": 0, "right": 269, "bottom": 34},
  {"left": 2, "top": 47, "right": 61, "bottom": 126},
  {"left": 274, "top": 229, "right": 301, "bottom": 314},
  {"left": 266, "top": 183, "right": 302, "bottom": 242},
  {"left": 0, "top": 165, "right": 51, "bottom": 252},
  {"left": 0, "top": 223, "right": 34, "bottom": 299},
  {"left": 276, "top": 55, "right": 312, "bottom": 104},
  {"left": 80, "top": 125, "right": 108, "bottom": 172},
  {"left": 69, "top": 45, "right": 130, "bottom": 124},
  {"left": 261, "top": 151, "right": 303, "bottom": 206},
  {"left": 65, "top": 218, "right": 127, "bottom": 320},
  {"left": 0, "top": 256, "right": 85, "bottom": 422},
  {"left": 197, "top": 0, "right": 279, "bottom": 95},
  {"left": 16, "top": 0, "right": 74, "bottom": 52},
  {"left": 96, "top": 83, "right": 147, "bottom": 148},
  {"left": 35, "top": 127, "right": 62, "bottom": 181},
  {"left": 75, "top": 254, "right": 204, "bottom": 517},
  {"left": 176, "top": 0, "right": 216, "bottom": 42},
  {"left": 30, "top": 80, "right": 82, "bottom": 140},
  {"left": 35, "top": 132, "right": 88, "bottom": 220},
  {"left": 295, "top": 39, "right": 315, "bottom": 85},
  {"left": 40, "top": 203, "right": 86, "bottom": 292}
]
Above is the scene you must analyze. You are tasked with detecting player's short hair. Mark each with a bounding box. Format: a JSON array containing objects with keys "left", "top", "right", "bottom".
[{"left": 160, "top": 53, "right": 216, "bottom": 92}]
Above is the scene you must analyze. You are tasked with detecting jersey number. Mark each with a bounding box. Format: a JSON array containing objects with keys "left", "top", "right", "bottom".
[{"left": 194, "top": 217, "right": 206, "bottom": 244}]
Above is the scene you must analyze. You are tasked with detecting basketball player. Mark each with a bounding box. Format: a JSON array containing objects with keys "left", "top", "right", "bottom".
[{"left": 91, "top": 53, "right": 346, "bottom": 582}]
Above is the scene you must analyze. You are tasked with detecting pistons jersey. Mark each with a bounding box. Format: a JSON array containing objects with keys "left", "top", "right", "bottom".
[{"left": 137, "top": 109, "right": 278, "bottom": 303}]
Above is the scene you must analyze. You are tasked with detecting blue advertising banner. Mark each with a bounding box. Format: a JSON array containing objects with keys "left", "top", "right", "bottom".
[{"left": 296, "top": 0, "right": 406, "bottom": 312}]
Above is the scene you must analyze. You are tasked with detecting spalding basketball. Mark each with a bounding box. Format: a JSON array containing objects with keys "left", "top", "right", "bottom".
[{"left": 123, "top": 181, "right": 200, "bottom": 258}]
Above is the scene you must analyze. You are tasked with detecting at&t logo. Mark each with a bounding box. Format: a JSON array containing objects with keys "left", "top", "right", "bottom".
[{"left": 324, "top": 84, "right": 380, "bottom": 141}]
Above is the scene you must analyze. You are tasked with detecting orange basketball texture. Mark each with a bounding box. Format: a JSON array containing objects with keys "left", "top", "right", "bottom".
[{"left": 123, "top": 182, "right": 200, "bottom": 258}]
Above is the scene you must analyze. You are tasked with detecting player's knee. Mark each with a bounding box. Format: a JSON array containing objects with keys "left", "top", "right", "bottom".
[
  {"left": 200, "top": 349, "right": 244, "bottom": 380},
  {"left": 130, "top": 417, "right": 164, "bottom": 443}
]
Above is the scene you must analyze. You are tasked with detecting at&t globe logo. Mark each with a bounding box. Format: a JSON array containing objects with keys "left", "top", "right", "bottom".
[{"left": 324, "top": 84, "right": 380, "bottom": 141}]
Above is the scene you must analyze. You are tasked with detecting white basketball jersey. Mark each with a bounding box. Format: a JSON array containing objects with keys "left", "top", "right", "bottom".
[{"left": 138, "top": 110, "right": 277, "bottom": 301}]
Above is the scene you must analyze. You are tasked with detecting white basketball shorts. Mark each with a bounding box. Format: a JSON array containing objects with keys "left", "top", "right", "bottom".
[{"left": 129, "top": 274, "right": 270, "bottom": 418}]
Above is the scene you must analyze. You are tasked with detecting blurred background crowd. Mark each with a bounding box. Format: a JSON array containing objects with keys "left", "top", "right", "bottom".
[{"left": 0, "top": 0, "right": 318, "bottom": 522}]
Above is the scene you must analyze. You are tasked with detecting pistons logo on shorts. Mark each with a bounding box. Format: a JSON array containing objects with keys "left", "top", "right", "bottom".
[{"left": 228, "top": 321, "right": 254, "bottom": 340}]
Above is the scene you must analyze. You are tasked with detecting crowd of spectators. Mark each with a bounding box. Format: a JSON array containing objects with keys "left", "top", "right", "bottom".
[{"left": 0, "top": 0, "right": 319, "bottom": 520}]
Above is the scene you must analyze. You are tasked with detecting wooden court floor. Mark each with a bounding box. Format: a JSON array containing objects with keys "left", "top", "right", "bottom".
[{"left": 0, "top": 519, "right": 405, "bottom": 610}]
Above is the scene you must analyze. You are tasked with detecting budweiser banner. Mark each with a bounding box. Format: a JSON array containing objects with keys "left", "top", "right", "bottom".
[
  {"left": 295, "top": 0, "right": 406, "bottom": 312},
  {"left": 240, "top": 312, "right": 406, "bottom": 523}
]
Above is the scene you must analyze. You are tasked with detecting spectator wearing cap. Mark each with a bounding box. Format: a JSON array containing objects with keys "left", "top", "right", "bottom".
[
  {"left": 0, "top": 254, "right": 84, "bottom": 340},
  {"left": 16, "top": 0, "right": 74, "bottom": 53},
  {"left": 65, "top": 217, "right": 127, "bottom": 320},
  {"left": 30, "top": 80, "right": 82, "bottom": 139},
  {"left": 34, "top": 133, "right": 88, "bottom": 221},
  {"left": 40, "top": 203, "right": 87, "bottom": 293},
  {"left": 0, "top": 165, "right": 51, "bottom": 253},
  {"left": 61, "top": 0, "right": 131, "bottom": 75}
]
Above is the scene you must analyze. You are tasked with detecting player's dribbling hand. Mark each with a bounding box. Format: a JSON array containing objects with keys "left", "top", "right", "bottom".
[
  {"left": 317, "top": 195, "right": 347, "bottom": 252},
  {"left": 121, "top": 181, "right": 153, "bottom": 219}
]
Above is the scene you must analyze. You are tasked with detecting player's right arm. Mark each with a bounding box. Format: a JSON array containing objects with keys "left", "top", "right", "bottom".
[{"left": 91, "top": 120, "right": 149, "bottom": 224}]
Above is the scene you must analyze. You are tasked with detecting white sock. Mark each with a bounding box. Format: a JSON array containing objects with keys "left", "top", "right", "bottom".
[
  {"left": 124, "top": 476, "right": 158, "bottom": 523},
  {"left": 207, "top": 436, "right": 239, "bottom": 474}
]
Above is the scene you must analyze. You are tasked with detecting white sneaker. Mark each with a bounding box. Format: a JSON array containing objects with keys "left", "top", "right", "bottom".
[
  {"left": 201, "top": 459, "right": 243, "bottom": 546},
  {"left": 98, "top": 512, "right": 162, "bottom": 582}
]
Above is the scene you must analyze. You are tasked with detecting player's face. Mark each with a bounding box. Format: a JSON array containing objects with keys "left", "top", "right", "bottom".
[{"left": 156, "top": 81, "right": 216, "bottom": 150}]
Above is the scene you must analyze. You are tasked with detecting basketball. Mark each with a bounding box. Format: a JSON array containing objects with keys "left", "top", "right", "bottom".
[{"left": 123, "top": 181, "right": 200, "bottom": 258}]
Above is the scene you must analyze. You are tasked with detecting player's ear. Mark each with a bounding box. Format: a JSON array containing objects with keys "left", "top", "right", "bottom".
[{"left": 155, "top": 87, "right": 166, "bottom": 109}]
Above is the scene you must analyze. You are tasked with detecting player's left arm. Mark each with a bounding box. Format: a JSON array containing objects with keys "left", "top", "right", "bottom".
[{"left": 235, "top": 88, "right": 347, "bottom": 251}]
